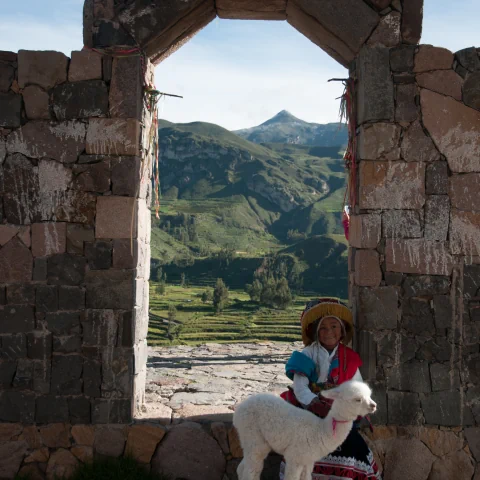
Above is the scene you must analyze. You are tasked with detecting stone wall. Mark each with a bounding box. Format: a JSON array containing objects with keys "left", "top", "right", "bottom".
[
  {"left": 349, "top": 44, "right": 480, "bottom": 478},
  {"left": 0, "top": 49, "right": 153, "bottom": 426}
]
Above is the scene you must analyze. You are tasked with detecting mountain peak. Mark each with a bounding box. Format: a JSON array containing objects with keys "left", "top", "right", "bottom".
[{"left": 262, "top": 110, "right": 303, "bottom": 126}]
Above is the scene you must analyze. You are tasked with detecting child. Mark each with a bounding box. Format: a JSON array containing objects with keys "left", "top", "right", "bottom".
[{"left": 279, "top": 298, "right": 382, "bottom": 480}]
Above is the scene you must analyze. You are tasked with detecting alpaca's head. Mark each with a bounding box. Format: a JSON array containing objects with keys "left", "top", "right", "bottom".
[{"left": 320, "top": 381, "right": 377, "bottom": 420}]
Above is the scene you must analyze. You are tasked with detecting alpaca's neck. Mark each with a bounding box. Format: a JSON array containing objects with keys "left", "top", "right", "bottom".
[{"left": 314, "top": 410, "right": 353, "bottom": 449}]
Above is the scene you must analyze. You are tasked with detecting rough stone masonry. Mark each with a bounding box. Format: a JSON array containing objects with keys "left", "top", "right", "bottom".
[{"left": 0, "top": 0, "right": 479, "bottom": 478}]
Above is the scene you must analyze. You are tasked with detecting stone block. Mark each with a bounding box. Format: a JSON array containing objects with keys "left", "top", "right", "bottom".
[
  {"left": 357, "top": 45, "right": 394, "bottom": 123},
  {"left": 86, "top": 118, "right": 140, "bottom": 156},
  {"left": 421, "top": 88, "right": 480, "bottom": 172},
  {"left": 52, "top": 80, "right": 109, "bottom": 120},
  {"left": 55, "top": 191, "right": 96, "bottom": 225},
  {"left": 367, "top": 12, "right": 401, "bottom": 47},
  {"left": 0, "top": 286, "right": 5, "bottom": 305},
  {"left": 47, "top": 254, "right": 86, "bottom": 285},
  {"left": 464, "top": 265, "right": 480, "bottom": 299},
  {"left": 69, "top": 50, "right": 103, "bottom": 82},
  {"left": 358, "top": 286, "right": 398, "bottom": 329},
  {"left": 151, "top": 423, "right": 226, "bottom": 480},
  {"left": 424, "top": 195, "right": 450, "bottom": 241},
  {"left": 456, "top": 47, "right": 480, "bottom": 72},
  {"left": 101, "top": 347, "right": 133, "bottom": 397},
  {"left": 414, "top": 45, "right": 454, "bottom": 72},
  {"left": 83, "top": 309, "right": 118, "bottom": 346},
  {"left": 0, "top": 93, "right": 22, "bottom": 128},
  {"left": 383, "top": 438, "right": 435, "bottom": 480},
  {"left": 13, "top": 358, "right": 33, "bottom": 388},
  {"left": 0, "top": 305, "right": 34, "bottom": 333},
  {"left": 0, "top": 225, "right": 19, "bottom": 247},
  {"left": 0, "top": 62, "right": 14, "bottom": 92},
  {"left": 58, "top": 286, "right": 85, "bottom": 310},
  {"left": 433, "top": 295, "right": 453, "bottom": 329},
  {"left": 359, "top": 161, "right": 425, "bottom": 209},
  {"left": 354, "top": 250, "right": 382, "bottom": 287},
  {"left": 386, "top": 360, "right": 431, "bottom": 392},
  {"left": 1, "top": 333, "right": 27, "bottom": 360},
  {"left": 382, "top": 210, "right": 422, "bottom": 238},
  {"left": 0, "top": 441, "right": 29, "bottom": 479},
  {"left": 109, "top": 56, "right": 143, "bottom": 120},
  {"left": 111, "top": 156, "right": 141, "bottom": 197},
  {"left": 120, "top": 311, "right": 134, "bottom": 347},
  {"left": 46, "top": 448, "right": 79, "bottom": 480},
  {"left": 217, "top": 0, "right": 286, "bottom": 19},
  {"left": 401, "top": 0, "right": 423, "bottom": 44},
  {"left": 0, "top": 391, "right": 35, "bottom": 423},
  {"left": 91, "top": 398, "right": 109, "bottom": 424},
  {"left": 404, "top": 275, "right": 451, "bottom": 297},
  {"left": 71, "top": 425, "right": 95, "bottom": 446},
  {"left": 23, "top": 85, "right": 50, "bottom": 120},
  {"left": 31, "top": 222, "right": 67, "bottom": 257},
  {"left": 450, "top": 210, "right": 480, "bottom": 256},
  {"left": 93, "top": 20, "right": 136, "bottom": 49},
  {"left": 95, "top": 196, "right": 136, "bottom": 239},
  {"left": 113, "top": 239, "right": 136, "bottom": 269},
  {"left": 422, "top": 391, "right": 464, "bottom": 426},
  {"left": 85, "top": 270, "right": 134, "bottom": 309},
  {"left": 403, "top": 296, "right": 435, "bottom": 335},
  {"left": 430, "top": 363, "right": 460, "bottom": 391},
  {"left": 7, "top": 284, "right": 35, "bottom": 304},
  {"left": 18, "top": 50, "right": 68, "bottom": 89},
  {"left": 417, "top": 70, "right": 463, "bottom": 101},
  {"left": 46, "top": 312, "right": 81, "bottom": 335},
  {"left": 2, "top": 154, "right": 40, "bottom": 224},
  {"left": 102, "top": 56, "right": 113, "bottom": 82},
  {"left": 32, "top": 359, "right": 51, "bottom": 394},
  {"left": 465, "top": 428, "right": 480, "bottom": 462},
  {"left": 430, "top": 450, "right": 475, "bottom": 480},
  {"left": 463, "top": 71, "right": 480, "bottom": 111},
  {"left": 386, "top": 239, "right": 453, "bottom": 275},
  {"left": 125, "top": 424, "right": 166, "bottom": 463},
  {"left": 27, "top": 331, "right": 52, "bottom": 359},
  {"left": 401, "top": 119, "right": 440, "bottom": 163},
  {"left": 0, "top": 361, "right": 16, "bottom": 386},
  {"left": 416, "top": 336, "right": 451, "bottom": 362},
  {"left": 6, "top": 120, "right": 86, "bottom": 164},
  {"left": 84, "top": 359, "right": 101, "bottom": 398},
  {"left": 53, "top": 335, "right": 82, "bottom": 353},
  {"left": 85, "top": 241, "right": 112, "bottom": 270},
  {"left": 449, "top": 174, "right": 480, "bottom": 211},
  {"left": 73, "top": 160, "right": 111, "bottom": 193},
  {"left": 395, "top": 83, "right": 418, "bottom": 123},
  {"left": 109, "top": 399, "right": 132, "bottom": 424},
  {"left": 51, "top": 354, "right": 83, "bottom": 394},
  {"left": 69, "top": 397, "right": 91, "bottom": 424},
  {"left": 388, "top": 391, "right": 421, "bottom": 424},
  {"left": 390, "top": 45, "right": 415, "bottom": 72},
  {"left": 66, "top": 224, "right": 94, "bottom": 254},
  {"left": 358, "top": 123, "right": 401, "bottom": 160},
  {"left": 35, "top": 285, "right": 57, "bottom": 313},
  {"left": 426, "top": 162, "right": 448, "bottom": 195},
  {"left": 93, "top": 425, "right": 127, "bottom": 456}
]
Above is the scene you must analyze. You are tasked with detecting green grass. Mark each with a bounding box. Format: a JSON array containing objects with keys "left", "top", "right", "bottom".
[{"left": 148, "top": 284, "right": 307, "bottom": 346}]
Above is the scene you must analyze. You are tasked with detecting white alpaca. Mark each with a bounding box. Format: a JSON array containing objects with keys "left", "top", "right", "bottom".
[{"left": 232, "top": 380, "right": 377, "bottom": 480}]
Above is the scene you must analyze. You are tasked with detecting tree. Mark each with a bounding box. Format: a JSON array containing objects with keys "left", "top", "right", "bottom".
[
  {"left": 274, "top": 276, "right": 292, "bottom": 309},
  {"left": 201, "top": 289, "right": 213, "bottom": 304},
  {"left": 180, "top": 272, "right": 186, "bottom": 287},
  {"left": 213, "top": 278, "right": 229, "bottom": 314},
  {"left": 156, "top": 281, "right": 166, "bottom": 296},
  {"left": 245, "top": 279, "right": 262, "bottom": 302}
]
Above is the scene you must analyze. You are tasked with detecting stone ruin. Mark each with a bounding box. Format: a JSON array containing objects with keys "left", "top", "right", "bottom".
[{"left": 0, "top": 0, "right": 479, "bottom": 478}]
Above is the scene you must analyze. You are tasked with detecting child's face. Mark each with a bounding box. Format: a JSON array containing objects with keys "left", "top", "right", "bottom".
[{"left": 318, "top": 316, "right": 342, "bottom": 349}]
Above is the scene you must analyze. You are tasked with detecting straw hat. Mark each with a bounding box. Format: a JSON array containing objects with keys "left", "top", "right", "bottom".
[{"left": 300, "top": 298, "right": 354, "bottom": 346}]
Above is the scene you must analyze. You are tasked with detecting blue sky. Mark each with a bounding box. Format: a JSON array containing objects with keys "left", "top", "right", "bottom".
[{"left": 1, "top": 0, "right": 479, "bottom": 130}]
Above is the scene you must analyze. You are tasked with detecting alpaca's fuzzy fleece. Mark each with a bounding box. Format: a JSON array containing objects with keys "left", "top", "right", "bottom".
[{"left": 233, "top": 380, "right": 376, "bottom": 480}]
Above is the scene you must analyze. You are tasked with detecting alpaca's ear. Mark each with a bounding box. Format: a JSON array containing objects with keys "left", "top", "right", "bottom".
[{"left": 321, "top": 389, "right": 340, "bottom": 400}]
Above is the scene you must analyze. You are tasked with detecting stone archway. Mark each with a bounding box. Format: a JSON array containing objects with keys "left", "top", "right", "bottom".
[{"left": 1, "top": 0, "right": 480, "bottom": 477}]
